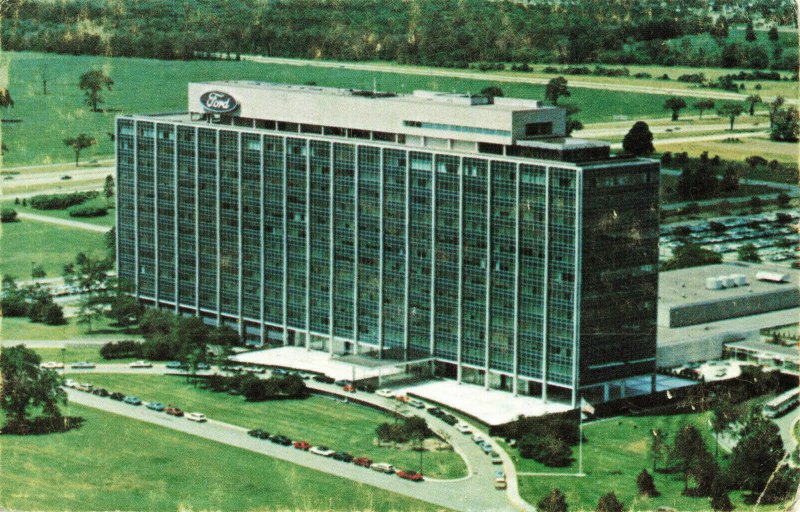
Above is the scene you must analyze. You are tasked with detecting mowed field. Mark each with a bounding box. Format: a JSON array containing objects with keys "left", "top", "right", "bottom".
[
  {"left": 1, "top": 316, "right": 132, "bottom": 342},
  {"left": 0, "top": 405, "right": 446, "bottom": 512},
  {"left": 3, "top": 51, "right": 702, "bottom": 167},
  {"left": 512, "top": 410, "right": 787, "bottom": 512},
  {"left": 69, "top": 373, "right": 468, "bottom": 479}
]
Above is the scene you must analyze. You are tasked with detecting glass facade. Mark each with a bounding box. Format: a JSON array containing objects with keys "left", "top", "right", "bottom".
[{"left": 118, "top": 117, "right": 658, "bottom": 402}]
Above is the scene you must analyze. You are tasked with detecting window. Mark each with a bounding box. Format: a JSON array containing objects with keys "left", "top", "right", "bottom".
[{"left": 525, "top": 122, "right": 553, "bottom": 137}]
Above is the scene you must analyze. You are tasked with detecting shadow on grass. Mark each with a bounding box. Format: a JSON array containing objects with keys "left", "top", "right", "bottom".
[{"left": 1, "top": 415, "right": 84, "bottom": 435}]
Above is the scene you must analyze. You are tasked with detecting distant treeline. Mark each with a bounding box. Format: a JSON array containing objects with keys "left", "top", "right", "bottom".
[{"left": 2, "top": 0, "right": 797, "bottom": 70}]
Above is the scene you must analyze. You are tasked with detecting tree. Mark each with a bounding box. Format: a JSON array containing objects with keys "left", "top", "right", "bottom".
[
  {"left": 0, "top": 88, "right": 14, "bottom": 109},
  {"left": 480, "top": 86, "right": 504, "bottom": 98},
  {"left": 650, "top": 428, "right": 669, "bottom": 473},
  {"left": 30, "top": 264, "right": 46, "bottom": 280},
  {"left": 63, "top": 134, "right": 97, "bottom": 166},
  {"left": 710, "top": 476, "right": 734, "bottom": 511},
  {"left": 694, "top": 99, "right": 715, "bottom": 119},
  {"left": 727, "top": 410, "right": 784, "bottom": 496},
  {"left": 1, "top": 208, "right": 18, "bottom": 222},
  {"left": 663, "top": 244, "right": 722, "bottom": 271},
  {"left": 562, "top": 103, "right": 583, "bottom": 135},
  {"left": 636, "top": 469, "right": 659, "bottom": 497},
  {"left": 745, "top": 95, "right": 762, "bottom": 116},
  {"left": 719, "top": 167, "right": 739, "bottom": 193},
  {"left": 671, "top": 424, "right": 707, "bottom": 491},
  {"left": 760, "top": 464, "right": 800, "bottom": 504},
  {"left": 622, "top": 121, "right": 654, "bottom": 156},
  {"left": 537, "top": 488, "right": 568, "bottom": 512},
  {"left": 77, "top": 293, "right": 107, "bottom": 332},
  {"left": 710, "top": 17, "right": 729, "bottom": 39},
  {"left": 107, "top": 294, "right": 143, "bottom": 328},
  {"left": 770, "top": 107, "right": 799, "bottom": 142},
  {"left": 664, "top": 97, "right": 687, "bottom": 121},
  {"left": 595, "top": 491, "right": 624, "bottom": 512},
  {"left": 103, "top": 175, "right": 115, "bottom": 198},
  {"left": 79, "top": 70, "right": 114, "bottom": 112},
  {"left": 744, "top": 22, "right": 757, "bottom": 42},
  {"left": 768, "top": 26, "right": 779, "bottom": 42},
  {"left": 737, "top": 243, "right": 761, "bottom": 263},
  {"left": 0, "top": 345, "right": 67, "bottom": 427},
  {"left": 711, "top": 393, "right": 740, "bottom": 458},
  {"left": 544, "top": 77, "right": 570, "bottom": 105},
  {"left": 43, "top": 302, "right": 65, "bottom": 325},
  {"left": 717, "top": 104, "right": 744, "bottom": 131},
  {"left": 768, "top": 96, "right": 785, "bottom": 128},
  {"left": 518, "top": 433, "right": 572, "bottom": 466},
  {"left": 776, "top": 192, "right": 790, "bottom": 208}
]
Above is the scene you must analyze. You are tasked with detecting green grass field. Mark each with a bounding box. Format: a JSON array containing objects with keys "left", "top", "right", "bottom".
[
  {"left": 658, "top": 135, "right": 800, "bottom": 169},
  {"left": 510, "top": 411, "right": 786, "bottom": 511},
  {"left": 3, "top": 51, "right": 700, "bottom": 167},
  {"left": 0, "top": 218, "right": 108, "bottom": 279},
  {"left": 68, "top": 373, "right": 467, "bottom": 479},
  {"left": 659, "top": 173, "right": 777, "bottom": 204},
  {"left": 1, "top": 316, "right": 134, "bottom": 341},
  {"left": 0, "top": 405, "right": 445, "bottom": 512},
  {"left": 30, "top": 345, "right": 136, "bottom": 364},
  {"left": 1, "top": 200, "right": 116, "bottom": 228}
]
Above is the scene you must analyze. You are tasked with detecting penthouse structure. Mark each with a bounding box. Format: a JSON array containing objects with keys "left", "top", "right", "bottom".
[{"left": 116, "top": 82, "right": 660, "bottom": 405}]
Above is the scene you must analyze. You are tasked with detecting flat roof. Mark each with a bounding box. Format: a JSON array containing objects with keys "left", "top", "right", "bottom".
[
  {"left": 727, "top": 339, "right": 800, "bottom": 358},
  {"left": 659, "top": 262, "right": 800, "bottom": 308}
]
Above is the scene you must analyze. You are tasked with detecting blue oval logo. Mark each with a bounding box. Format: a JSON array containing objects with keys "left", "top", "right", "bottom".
[{"left": 200, "top": 91, "right": 239, "bottom": 114}]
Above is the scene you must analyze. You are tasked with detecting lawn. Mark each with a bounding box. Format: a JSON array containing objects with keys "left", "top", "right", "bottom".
[
  {"left": 1, "top": 316, "right": 135, "bottom": 341},
  {"left": 0, "top": 217, "right": 108, "bottom": 279},
  {"left": 659, "top": 173, "right": 778, "bottom": 204},
  {"left": 68, "top": 373, "right": 467, "bottom": 479},
  {"left": 508, "top": 411, "right": 787, "bottom": 512},
  {"left": 3, "top": 51, "right": 693, "bottom": 167},
  {"left": 31, "top": 345, "right": 136, "bottom": 365},
  {"left": 657, "top": 135, "right": 800, "bottom": 170},
  {"left": 0, "top": 405, "right": 446, "bottom": 512},
  {"left": 1, "top": 199, "right": 116, "bottom": 228}
]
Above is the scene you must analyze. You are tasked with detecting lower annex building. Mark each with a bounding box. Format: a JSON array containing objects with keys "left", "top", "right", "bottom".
[{"left": 116, "top": 82, "right": 660, "bottom": 406}]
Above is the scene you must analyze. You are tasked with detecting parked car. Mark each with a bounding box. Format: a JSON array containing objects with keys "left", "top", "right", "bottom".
[
  {"left": 370, "top": 462, "right": 396, "bottom": 474},
  {"left": 407, "top": 399, "right": 425, "bottom": 409},
  {"left": 40, "top": 361, "right": 64, "bottom": 369},
  {"left": 75, "top": 383, "right": 93, "bottom": 392},
  {"left": 110, "top": 392, "right": 125, "bottom": 401},
  {"left": 242, "top": 366, "right": 265, "bottom": 374},
  {"left": 375, "top": 389, "right": 395, "bottom": 399},
  {"left": 440, "top": 414, "right": 458, "bottom": 426},
  {"left": 146, "top": 402, "right": 166, "bottom": 412},
  {"left": 481, "top": 443, "right": 494, "bottom": 454},
  {"left": 248, "top": 429, "right": 270, "bottom": 439},
  {"left": 490, "top": 451, "right": 502, "bottom": 464},
  {"left": 70, "top": 361, "right": 96, "bottom": 369},
  {"left": 63, "top": 379, "right": 79, "bottom": 388},
  {"left": 185, "top": 412, "right": 207, "bottom": 422},
  {"left": 165, "top": 406, "right": 184, "bottom": 417},
  {"left": 352, "top": 456, "right": 373, "bottom": 468},
  {"left": 334, "top": 379, "right": 353, "bottom": 387},
  {"left": 196, "top": 362, "right": 211, "bottom": 370},
  {"left": 312, "top": 375, "right": 335, "bottom": 384},
  {"left": 355, "top": 383, "right": 376, "bottom": 393},
  {"left": 269, "top": 435, "right": 292, "bottom": 446},
  {"left": 310, "top": 446, "right": 336, "bottom": 457},
  {"left": 427, "top": 407, "right": 443, "bottom": 417},
  {"left": 293, "top": 440, "right": 311, "bottom": 450},
  {"left": 472, "top": 434, "right": 486, "bottom": 444},
  {"left": 166, "top": 361, "right": 187, "bottom": 369},
  {"left": 129, "top": 360, "right": 152, "bottom": 368},
  {"left": 455, "top": 423, "right": 471, "bottom": 434},
  {"left": 395, "top": 394, "right": 410, "bottom": 402},
  {"left": 332, "top": 451, "right": 354, "bottom": 462},
  {"left": 61, "top": 175, "right": 72, "bottom": 180},
  {"left": 91, "top": 388, "right": 110, "bottom": 397},
  {"left": 123, "top": 396, "right": 142, "bottom": 405},
  {"left": 396, "top": 470, "right": 424, "bottom": 481}
]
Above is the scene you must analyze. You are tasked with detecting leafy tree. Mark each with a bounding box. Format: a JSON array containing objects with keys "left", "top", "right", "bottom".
[
  {"left": 518, "top": 433, "right": 572, "bottom": 466},
  {"left": 636, "top": 469, "right": 658, "bottom": 497},
  {"left": 63, "top": 134, "right": 97, "bottom": 166},
  {"left": 663, "top": 244, "right": 722, "bottom": 271},
  {"left": 717, "top": 104, "right": 744, "bottom": 130},
  {"left": 694, "top": 99, "right": 715, "bottom": 119},
  {"left": 689, "top": 453, "right": 720, "bottom": 496},
  {"left": 544, "top": 77, "right": 570, "bottom": 105},
  {"left": 139, "top": 308, "right": 174, "bottom": 338},
  {"left": 0, "top": 345, "right": 67, "bottom": 426},
  {"left": 537, "top": 488, "right": 569, "bottom": 512},
  {"left": 664, "top": 97, "right": 687, "bottom": 121},
  {"left": 768, "top": 96, "right": 785, "bottom": 128},
  {"left": 745, "top": 95, "right": 762, "bottom": 116},
  {"left": 710, "top": 476, "right": 734, "bottom": 511},
  {"left": 710, "top": 17, "right": 729, "bottom": 39},
  {"left": 650, "top": 428, "right": 669, "bottom": 473},
  {"left": 209, "top": 325, "right": 241, "bottom": 346},
  {"left": 43, "top": 302, "right": 65, "bottom": 325},
  {"left": 1, "top": 208, "right": 18, "bottom": 222},
  {"left": 622, "top": 121, "right": 654, "bottom": 156},
  {"left": 744, "top": 22, "right": 756, "bottom": 42},
  {"left": 770, "top": 107, "right": 799, "bottom": 142},
  {"left": 106, "top": 226, "right": 116, "bottom": 260},
  {"left": 676, "top": 160, "right": 717, "bottom": 200},
  {"left": 595, "top": 491, "right": 624, "bottom": 512},
  {"left": 776, "top": 192, "right": 790, "bottom": 208},
  {"left": 480, "top": 86, "right": 504, "bottom": 98},
  {"left": 737, "top": 243, "right": 761, "bottom": 263},
  {"left": 79, "top": 70, "right": 114, "bottom": 112},
  {"left": 107, "top": 294, "right": 143, "bottom": 328},
  {"left": 671, "top": 424, "right": 707, "bottom": 492},
  {"left": 767, "top": 25, "right": 779, "bottom": 41},
  {"left": 26, "top": 285, "right": 58, "bottom": 323},
  {"left": 103, "top": 175, "right": 115, "bottom": 198},
  {"left": 562, "top": 103, "right": 583, "bottom": 135},
  {"left": 1, "top": 280, "right": 28, "bottom": 317},
  {"left": 30, "top": 264, "right": 46, "bottom": 280},
  {"left": 726, "top": 410, "right": 784, "bottom": 497},
  {"left": 760, "top": 464, "right": 800, "bottom": 504},
  {"left": 77, "top": 293, "right": 108, "bottom": 332},
  {"left": 719, "top": 167, "right": 739, "bottom": 193},
  {"left": 711, "top": 393, "right": 740, "bottom": 458}
]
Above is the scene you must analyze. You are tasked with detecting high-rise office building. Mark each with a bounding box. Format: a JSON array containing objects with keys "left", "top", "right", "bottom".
[{"left": 117, "top": 82, "right": 659, "bottom": 405}]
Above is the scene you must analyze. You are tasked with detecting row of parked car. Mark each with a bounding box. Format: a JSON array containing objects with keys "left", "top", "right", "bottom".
[
  {"left": 63, "top": 379, "right": 208, "bottom": 422},
  {"left": 246, "top": 428, "right": 424, "bottom": 481}
]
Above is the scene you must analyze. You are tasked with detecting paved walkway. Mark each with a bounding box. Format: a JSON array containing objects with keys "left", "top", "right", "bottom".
[
  {"left": 15, "top": 212, "right": 111, "bottom": 233},
  {"left": 63, "top": 364, "right": 530, "bottom": 511}
]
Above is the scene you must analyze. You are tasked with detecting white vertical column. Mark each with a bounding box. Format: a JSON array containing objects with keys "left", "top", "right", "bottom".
[
  {"left": 513, "top": 163, "right": 521, "bottom": 396},
  {"left": 114, "top": 119, "right": 121, "bottom": 292},
  {"left": 215, "top": 129, "right": 221, "bottom": 325},
  {"left": 173, "top": 126, "right": 179, "bottom": 313},
  {"left": 328, "top": 143, "right": 335, "bottom": 354},
  {"left": 153, "top": 125, "right": 159, "bottom": 304},
  {"left": 456, "top": 157, "right": 464, "bottom": 384},
  {"left": 378, "top": 148, "right": 385, "bottom": 355},
  {"left": 484, "top": 161, "right": 492, "bottom": 390},
  {"left": 542, "top": 166, "right": 551, "bottom": 402},
  {"left": 237, "top": 132, "right": 244, "bottom": 337},
  {"left": 260, "top": 134, "right": 266, "bottom": 345},
  {"left": 194, "top": 127, "right": 200, "bottom": 314},
  {"left": 352, "top": 145, "right": 360, "bottom": 355},
  {"left": 571, "top": 170, "right": 583, "bottom": 408},
  {"left": 305, "top": 138, "right": 311, "bottom": 350},
  {"left": 133, "top": 120, "right": 139, "bottom": 300},
  {"left": 282, "top": 136, "right": 288, "bottom": 345},
  {"left": 429, "top": 155, "right": 436, "bottom": 357},
  {"left": 403, "top": 151, "right": 411, "bottom": 359}
]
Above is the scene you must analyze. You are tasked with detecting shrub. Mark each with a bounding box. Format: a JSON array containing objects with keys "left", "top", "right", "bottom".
[
  {"left": 43, "top": 303, "right": 65, "bottom": 325},
  {"left": 1, "top": 208, "right": 18, "bottom": 222},
  {"left": 636, "top": 469, "right": 659, "bottom": 497},
  {"left": 68, "top": 204, "right": 108, "bottom": 217},
  {"left": 29, "top": 191, "right": 99, "bottom": 210},
  {"left": 519, "top": 434, "right": 572, "bottom": 466},
  {"left": 100, "top": 340, "right": 144, "bottom": 359}
]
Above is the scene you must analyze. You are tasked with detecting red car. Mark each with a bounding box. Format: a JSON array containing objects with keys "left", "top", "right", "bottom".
[
  {"left": 397, "top": 470, "right": 424, "bottom": 482},
  {"left": 165, "top": 406, "right": 184, "bottom": 417},
  {"left": 293, "top": 440, "right": 311, "bottom": 450},
  {"left": 352, "top": 456, "right": 372, "bottom": 468}
]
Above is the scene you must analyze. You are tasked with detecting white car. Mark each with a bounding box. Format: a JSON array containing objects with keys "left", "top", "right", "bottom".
[
  {"left": 407, "top": 398, "right": 425, "bottom": 409},
  {"left": 129, "top": 360, "right": 153, "bottom": 368},
  {"left": 63, "top": 379, "right": 78, "bottom": 388},
  {"left": 375, "top": 389, "right": 395, "bottom": 399},
  {"left": 185, "top": 412, "right": 207, "bottom": 422},
  {"left": 71, "top": 361, "right": 96, "bottom": 369},
  {"left": 309, "top": 446, "right": 336, "bottom": 457},
  {"left": 455, "top": 423, "right": 472, "bottom": 434},
  {"left": 41, "top": 361, "right": 64, "bottom": 369},
  {"left": 472, "top": 434, "right": 485, "bottom": 444},
  {"left": 369, "top": 462, "right": 396, "bottom": 474}
]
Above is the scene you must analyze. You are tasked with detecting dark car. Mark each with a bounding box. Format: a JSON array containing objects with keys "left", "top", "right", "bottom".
[
  {"left": 312, "top": 375, "right": 335, "bottom": 384},
  {"left": 397, "top": 470, "right": 424, "bottom": 482},
  {"left": 356, "top": 383, "right": 376, "bottom": 393},
  {"left": 269, "top": 435, "right": 292, "bottom": 446},
  {"left": 166, "top": 361, "right": 188, "bottom": 370},
  {"left": 248, "top": 429, "right": 270, "bottom": 439},
  {"left": 334, "top": 379, "right": 353, "bottom": 387},
  {"left": 92, "top": 388, "right": 110, "bottom": 397},
  {"left": 427, "top": 407, "right": 443, "bottom": 417},
  {"left": 441, "top": 414, "right": 458, "bottom": 426},
  {"left": 332, "top": 451, "right": 354, "bottom": 463},
  {"left": 352, "top": 456, "right": 373, "bottom": 468},
  {"left": 146, "top": 402, "right": 166, "bottom": 412},
  {"left": 109, "top": 392, "right": 125, "bottom": 401}
]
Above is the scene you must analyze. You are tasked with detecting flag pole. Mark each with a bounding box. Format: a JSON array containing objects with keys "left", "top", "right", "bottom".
[{"left": 578, "top": 410, "right": 583, "bottom": 476}]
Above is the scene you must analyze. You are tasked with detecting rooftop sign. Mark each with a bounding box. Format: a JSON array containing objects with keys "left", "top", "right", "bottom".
[{"left": 200, "top": 91, "right": 239, "bottom": 114}]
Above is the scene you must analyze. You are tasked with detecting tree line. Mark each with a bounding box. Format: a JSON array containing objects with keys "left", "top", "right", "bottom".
[{"left": 2, "top": 0, "right": 797, "bottom": 70}]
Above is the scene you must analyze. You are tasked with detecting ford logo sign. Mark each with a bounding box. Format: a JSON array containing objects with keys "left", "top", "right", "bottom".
[{"left": 200, "top": 91, "right": 239, "bottom": 114}]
